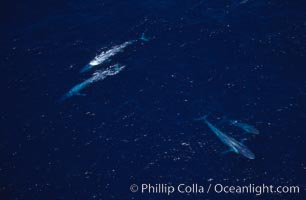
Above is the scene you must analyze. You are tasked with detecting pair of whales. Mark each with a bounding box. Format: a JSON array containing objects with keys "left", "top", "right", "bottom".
[
  {"left": 196, "top": 115, "right": 259, "bottom": 159},
  {"left": 60, "top": 33, "right": 149, "bottom": 102}
]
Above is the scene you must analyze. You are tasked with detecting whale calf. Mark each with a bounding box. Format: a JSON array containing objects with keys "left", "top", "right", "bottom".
[{"left": 229, "top": 120, "right": 259, "bottom": 135}]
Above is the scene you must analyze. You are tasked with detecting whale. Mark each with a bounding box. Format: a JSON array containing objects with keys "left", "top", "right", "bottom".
[
  {"left": 80, "top": 33, "right": 149, "bottom": 73},
  {"left": 229, "top": 120, "right": 259, "bottom": 135},
  {"left": 60, "top": 64, "right": 126, "bottom": 102}
]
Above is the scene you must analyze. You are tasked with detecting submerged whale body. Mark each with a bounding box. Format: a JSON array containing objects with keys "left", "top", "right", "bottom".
[{"left": 196, "top": 115, "right": 255, "bottom": 159}]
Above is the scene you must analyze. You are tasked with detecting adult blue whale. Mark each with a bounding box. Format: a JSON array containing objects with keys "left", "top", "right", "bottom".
[
  {"left": 60, "top": 64, "right": 126, "bottom": 102},
  {"left": 80, "top": 33, "right": 149, "bottom": 73}
]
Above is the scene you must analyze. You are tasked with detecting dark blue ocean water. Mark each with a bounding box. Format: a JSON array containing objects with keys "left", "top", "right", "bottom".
[{"left": 1, "top": 0, "right": 306, "bottom": 199}]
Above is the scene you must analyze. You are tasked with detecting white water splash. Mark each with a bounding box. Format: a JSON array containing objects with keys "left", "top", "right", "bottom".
[
  {"left": 92, "top": 64, "right": 126, "bottom": 82},
  {"left": 80, "top": 41, "right": 134, "bottom": 73}
]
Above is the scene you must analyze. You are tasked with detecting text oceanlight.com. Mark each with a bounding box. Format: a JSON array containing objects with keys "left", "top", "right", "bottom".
[{"left": 130, "top": 183, "right": 300, "bottom": 196}]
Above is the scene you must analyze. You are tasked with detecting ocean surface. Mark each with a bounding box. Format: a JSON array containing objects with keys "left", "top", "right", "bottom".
[{"left": 1, "top": 0, "right": 306, "bottom": 199}]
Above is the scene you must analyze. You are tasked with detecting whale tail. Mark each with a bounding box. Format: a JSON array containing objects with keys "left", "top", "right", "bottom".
[
  {"left": 140, "top": 32, "right": 150, "bottom": 42},
  {"left": 80, "top": 64, "right": 93, "bottom": 73},
  {"left": 194, "top": 114, "right": 210, "bottom": 122},
  {"left": 58, "top": 92, "right": 86, "bottom": 103}
]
